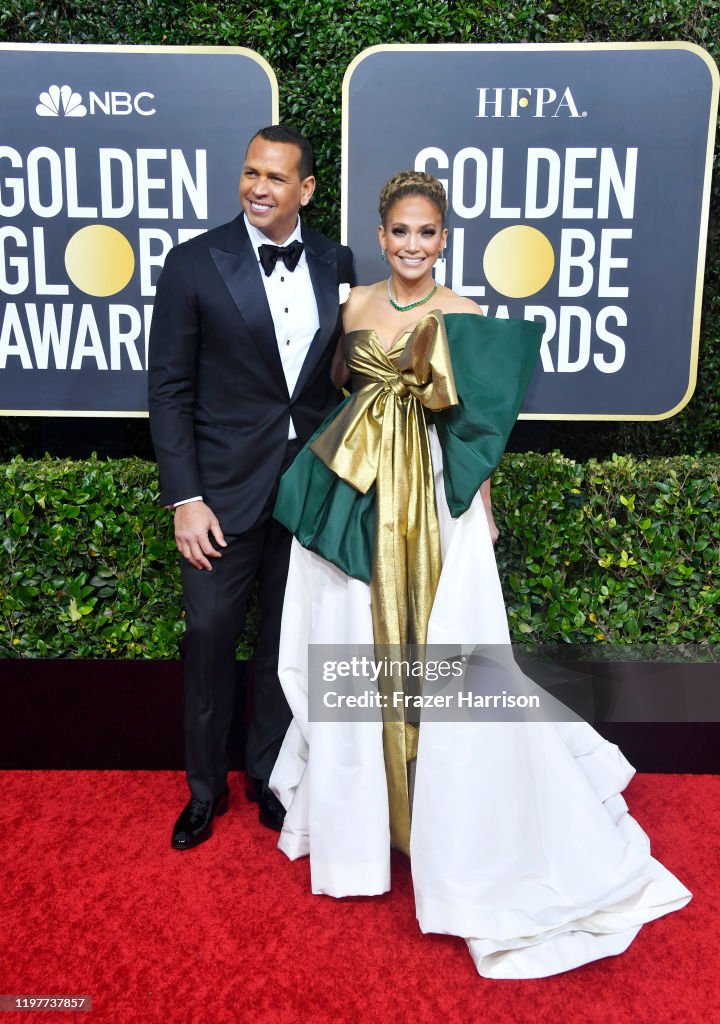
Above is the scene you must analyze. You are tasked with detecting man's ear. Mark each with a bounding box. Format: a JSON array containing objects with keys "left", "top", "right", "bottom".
[{"left": 300, "top": 176, "right": 316, "bottom": 207}]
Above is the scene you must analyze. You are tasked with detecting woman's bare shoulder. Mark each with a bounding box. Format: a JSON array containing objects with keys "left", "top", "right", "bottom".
[
  {"left": 436, "top": 289, "right": 484, "bottom": 316},
  {"left": 343, "top": 283, "right": 366, "bottom": 305},
  {"left": 343, "top": 282, "right": 384, "bottom": 329}
]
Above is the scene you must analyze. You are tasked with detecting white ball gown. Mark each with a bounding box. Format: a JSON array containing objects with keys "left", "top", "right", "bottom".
[{"left": 269, "top": 311, "right": 691, "bottom": 979}]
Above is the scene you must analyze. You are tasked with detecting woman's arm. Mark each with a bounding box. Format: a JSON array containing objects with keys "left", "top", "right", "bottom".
[
  {"left": 330, "top": 334, "right": 349, "bottom": 389},
  {"left": 480, "top": 478, "right": 498, "bottom": 545}
]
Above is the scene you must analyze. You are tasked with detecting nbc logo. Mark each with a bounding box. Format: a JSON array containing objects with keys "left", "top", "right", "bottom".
[
  {"left": 35, "top": 84, "right": 156, "bottom": 117},
  {"left": 36, "top": 84, "right": 87, "bottom": 117}
]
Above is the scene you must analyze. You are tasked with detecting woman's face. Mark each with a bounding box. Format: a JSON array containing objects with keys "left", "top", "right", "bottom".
[{"left": 378, "top": 194, "right": 447, "bottom": 283}]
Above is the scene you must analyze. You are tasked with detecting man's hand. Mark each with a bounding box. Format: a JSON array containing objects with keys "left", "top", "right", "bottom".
[{"left": 174, "top": 501, "right": 227, "bottom": 570}]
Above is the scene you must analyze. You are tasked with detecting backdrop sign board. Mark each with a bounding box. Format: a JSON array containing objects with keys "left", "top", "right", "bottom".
[
  {"left": 0, "top": 43, "right": 277, "bottom": 416},
  {"left": 343, "top": 44, "right": 718, "bottom": 419}
]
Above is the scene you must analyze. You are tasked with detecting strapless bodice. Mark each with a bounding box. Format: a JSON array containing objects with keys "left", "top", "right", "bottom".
[
  {"left": 338, "top": 312, "right": 458, "bottom": 404},
  {"left": 344, "top": 327, "right": 411, "bottom": 359}
]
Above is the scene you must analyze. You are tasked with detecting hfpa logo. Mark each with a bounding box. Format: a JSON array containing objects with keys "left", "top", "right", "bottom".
[
  {"left": 476, "top": 87, "right": 586, "bottom": 118},
  {"left": 36, "top": 84, "right": 156, "bottom": 117}
]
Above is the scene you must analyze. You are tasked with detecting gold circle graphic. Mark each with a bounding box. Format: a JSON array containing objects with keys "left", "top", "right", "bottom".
[
  {"left": 64, "top": 225, "right": 135, "bottom": 297},
  {"left": 483, "top": 225, "right": 554, "bottom": 299}
]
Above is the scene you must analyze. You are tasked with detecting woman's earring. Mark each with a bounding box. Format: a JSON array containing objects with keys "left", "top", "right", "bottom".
[
  {"left": 380, "top": 248, "right": 387, "bottom": 262},
  {"left": 435, "top": 247, "right": 447, "bottom": 286}
]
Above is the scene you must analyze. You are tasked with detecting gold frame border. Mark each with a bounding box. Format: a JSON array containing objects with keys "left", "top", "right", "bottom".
[
  {"left": 0, "top": 42, "right": 279, "bottom": 418},
  {"left": 341, "top": 42, "right": 719, "bottom": 421}
]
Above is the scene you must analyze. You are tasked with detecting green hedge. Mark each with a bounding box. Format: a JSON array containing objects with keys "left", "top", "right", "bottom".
[
  {"left": 1, "top": 453, "right": 717, "bottom": 658},
  {"left": 0, "top": 0, "right": 719, "bottom": 459}
]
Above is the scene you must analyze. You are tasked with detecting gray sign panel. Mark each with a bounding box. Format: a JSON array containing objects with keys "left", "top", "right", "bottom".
[
  {"left": 343, "top": 44, "right": 718, "bottom": 419},
  {"left": 0, "top": 44, "right": 277, "bottom": 415}
]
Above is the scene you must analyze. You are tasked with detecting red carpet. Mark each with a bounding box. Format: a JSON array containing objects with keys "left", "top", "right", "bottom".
[{"left": 0, "top": 771, "right": 716, "bottom": 1024}]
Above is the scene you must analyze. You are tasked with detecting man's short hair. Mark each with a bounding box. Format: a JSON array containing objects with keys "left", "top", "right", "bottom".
[{"left": 249, "top": 124, "right": 315, "bottom": 180}]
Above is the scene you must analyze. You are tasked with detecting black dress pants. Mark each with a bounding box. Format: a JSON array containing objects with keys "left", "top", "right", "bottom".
[{"left": 180, "top": 441, "right": 299, "bottom": 802}]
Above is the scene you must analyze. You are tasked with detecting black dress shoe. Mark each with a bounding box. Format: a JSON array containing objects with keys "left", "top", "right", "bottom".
[
  {"left": 246, "top": 775, "right": 285, "bottom": 831},
  {"left": 258, "top": 787, "right": 286, "bottom": 832},
  {"left": 245, "top": 774, "right": 261, "bottom": 803},
  {"left": 171, "top": 787, "right": 229, "bottom": 850}
]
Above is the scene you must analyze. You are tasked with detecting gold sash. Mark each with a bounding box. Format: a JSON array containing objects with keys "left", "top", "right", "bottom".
[{"left": 310, "top": 311, "right": 458, "bottom": 853}]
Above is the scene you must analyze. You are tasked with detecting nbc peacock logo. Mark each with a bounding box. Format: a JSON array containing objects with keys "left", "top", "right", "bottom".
[{"left": 36, "top": 84, "right": 87, "bottom": 117}]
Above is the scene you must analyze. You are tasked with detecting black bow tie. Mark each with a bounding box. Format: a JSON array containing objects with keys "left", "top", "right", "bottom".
[{"left": 258, "top": 240, "right": 304, "bottom": 276}]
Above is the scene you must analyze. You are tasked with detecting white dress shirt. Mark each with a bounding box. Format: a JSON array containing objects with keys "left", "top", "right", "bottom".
[
  {"left": 244, "top": 214, "right": 320, "bottom": 439},
  {"left": 174, "top": 214, "right": 320, "bottom": 507}
]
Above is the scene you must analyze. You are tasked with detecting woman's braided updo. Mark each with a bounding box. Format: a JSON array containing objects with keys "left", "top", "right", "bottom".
[{"left": 378, "top": 170, "right": 448, "bottom": 224}]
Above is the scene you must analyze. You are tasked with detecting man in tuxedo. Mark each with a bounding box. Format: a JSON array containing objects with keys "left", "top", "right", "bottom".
[{"left": 148, "top": 124, "right": 354, "bottom": 849}]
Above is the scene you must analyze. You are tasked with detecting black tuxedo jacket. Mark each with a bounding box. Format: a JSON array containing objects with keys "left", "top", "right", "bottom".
[{"left": 148, "top": 215, "right": 355, "bottom": 534}]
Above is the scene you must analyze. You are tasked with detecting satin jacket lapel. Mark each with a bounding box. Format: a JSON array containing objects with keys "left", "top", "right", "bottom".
[
  {"left": 292, "top": 236, "right": 339, "bottom": 398},
  {"left": 209, "top": 218, "right": 288, "bottom": 396}
]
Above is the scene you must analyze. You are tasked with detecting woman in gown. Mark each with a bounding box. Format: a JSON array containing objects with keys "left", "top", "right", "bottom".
[{"left": 269, "top": 171, "right": 691, "bottom": 979}]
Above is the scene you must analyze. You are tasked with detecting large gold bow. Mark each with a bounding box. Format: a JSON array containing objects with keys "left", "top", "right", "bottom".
[{"left": 310, "top": 311, "right": 458, "bottom": 854}]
